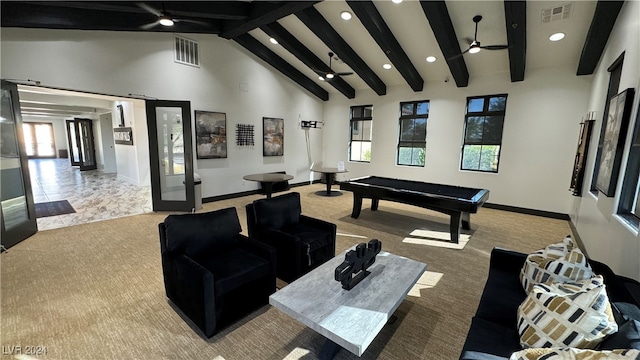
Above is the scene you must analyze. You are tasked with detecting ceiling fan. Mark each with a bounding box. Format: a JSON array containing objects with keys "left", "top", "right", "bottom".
[
  {"left": 452, "top": 15, "right": 509, "bottom": 58},
  {"left": 137, "top": 2, "right": 209, "bottom": 30},
  {"left": 312, "top": 52, "right": 353, "bottom": 81}
]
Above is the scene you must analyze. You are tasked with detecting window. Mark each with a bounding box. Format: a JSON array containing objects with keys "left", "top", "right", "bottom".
[
  {"left": 349, "top": 105, "right": 373, "bottom": 162},
  {"left": 461, "top": 94, "right": 507, "bottom": 172},
  {"left": 397, "top": 100, "right": 429, "bottom": 166}
]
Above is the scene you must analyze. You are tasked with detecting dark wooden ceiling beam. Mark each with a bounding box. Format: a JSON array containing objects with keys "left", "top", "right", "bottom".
[
  {"left": 577, "top": 0, "right": 624, "bottom": 76},
  {"left": 419, "top": 1, "right": 469, "bottom": 87},
  {"left": 346, "top": 0, "right": 423, "bottom": 92},
  {"left": 261, "top": 22, "right": 356, "bottom": 99},
  {"left": 234, "top": 34, "right": 329, "bottom": 101},
  {"left": 504, "top": 0, "right": 527, "bottom": 82},
  {"left": 220, "top": 1, "right": 319, "bottom": 39},
  {"left": 296, "top": 6, "right": 386, "bottom": 96},
  {"left": 0, "top": 2, "right": 223, "bottom": 33}
]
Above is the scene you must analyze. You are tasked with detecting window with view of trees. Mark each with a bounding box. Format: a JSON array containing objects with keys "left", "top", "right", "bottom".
[
  {"left": 349, "top": 105, "right": 373, "bottom": 162},
  {"left": 397, "top": 100, "right": 429, "bottom": 166},
  {"left": 461, "top": 94, "right": 508, "bottom": 172}
]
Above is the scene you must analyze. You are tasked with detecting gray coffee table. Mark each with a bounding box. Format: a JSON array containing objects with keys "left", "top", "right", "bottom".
[{"left": 269, "top": 248, "right": 427, "bottom": 359}]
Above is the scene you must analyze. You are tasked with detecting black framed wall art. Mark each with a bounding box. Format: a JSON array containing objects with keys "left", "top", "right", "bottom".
[
  {"left": 263, "top": 117, "right": 284, "bottom": 156},
  {"left": 195, "top": 111, "right": 227, "bottom": 159},
  {"left": 596, "top": 88, "right": 635, "bottom": 196}
]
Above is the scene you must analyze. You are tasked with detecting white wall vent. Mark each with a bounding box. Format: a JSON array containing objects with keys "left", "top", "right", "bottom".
[
  {"left": 174, "top": 35, "right": 199, "bottom": 67},
  {"left": 541, "top": 3, "right": 573, "bottom": 24}
]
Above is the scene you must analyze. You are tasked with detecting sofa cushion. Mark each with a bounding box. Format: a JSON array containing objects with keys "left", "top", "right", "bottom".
[
  {"left": 509, "top": 348, "right": 640, "bottom": 360},
  {"left": 475, "top": 265, "right": 528, "bottom": 328},
  {"left": 200, "top": 248, "right": 271, "bottom": 296},
  {"left": 520, "top": 236, "right": 593, "bottom": 294},
  {"left": 517, "top": 275, "right": 617, "bottom": 349},
  {"left": 460, "top": 317, "right": 522, "bottom": 359},
  {"left": 253, "top": 192, "right": 301, "bottom": 229}
]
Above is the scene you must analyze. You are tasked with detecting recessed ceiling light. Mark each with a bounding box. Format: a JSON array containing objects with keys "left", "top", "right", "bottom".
[
  {"left": 549, "top": 32, "right": 565, "bottom": 41},
  {"left": 392, "top": 0, "right": 403, "bottom": 3},
  {"left": 383, "top": 64, "right": 392, "bottom": 70},
  {"left": 340, "top": 11, "right": 352, "bottom": 20},
  {"left": 269, "top": 37, "right": 278, "bottom": 45},
  {"left": 318, "top": 76, "right": 325, "bottom": 81},
  {"left": 426, "top": 56, "right": 437, "bottom": 63}
]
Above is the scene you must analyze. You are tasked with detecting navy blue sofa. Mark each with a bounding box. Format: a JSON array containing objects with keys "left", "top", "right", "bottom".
[{"left": 459, "top": 247, "right": 640, "bottom": 359}]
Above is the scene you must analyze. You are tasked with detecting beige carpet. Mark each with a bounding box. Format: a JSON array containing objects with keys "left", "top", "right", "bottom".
[{"left": 0, "top": 184, "right": 573, "bottom": 359}]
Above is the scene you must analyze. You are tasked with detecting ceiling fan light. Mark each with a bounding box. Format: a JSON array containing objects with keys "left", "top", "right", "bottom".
[
  {"left": 468, "top": 46, "right": 481, "bottom": 54},
  {"left": 326, "top": 73, "right": 334, "bottom": 79},
  {"left": 426, "top": 56, "right": 437, "bottom": 63},
  {"left": 340, "top": 11, "right": 352, "bottom": 20},
  {"left": 159, "top": 17, "right": 174, "bottom": 27},
  {"left": 549, "top": 32, "right": 565, "bottom": 41}
]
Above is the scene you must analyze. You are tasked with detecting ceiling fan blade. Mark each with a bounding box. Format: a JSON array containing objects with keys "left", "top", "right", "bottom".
[
  {"left": 137, "top": 2, "right": 163, "bottom": 17},
  {"left": 336, "top": 72, "right": 353, "bottom": 76},
  {"left": 140, "top": 20, "right": 160, "bottom": 30},
  {"left": 447, "top": 47, "right": 470, "bottom": 60},
  {"left": 480, "top": 44, "right": 510, "bottom": 50}
]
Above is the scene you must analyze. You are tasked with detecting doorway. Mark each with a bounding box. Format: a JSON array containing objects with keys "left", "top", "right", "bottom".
[
  {"left": 66, "top": 118, "right": 97, "bottom": 171},
  {"left": 22, "top": 122, "right": 56, "bottom": 158}
]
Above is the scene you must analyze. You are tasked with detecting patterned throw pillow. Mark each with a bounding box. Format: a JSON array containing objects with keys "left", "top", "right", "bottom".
[
  {"left": 517, "top": 275, "right": 618, "bottom": 349},
  {"left": 510, "top": 348, "right": 640, "bottom": 360},
  {"left": 520, "top": 236, "right": 593, "bottom": 293}
]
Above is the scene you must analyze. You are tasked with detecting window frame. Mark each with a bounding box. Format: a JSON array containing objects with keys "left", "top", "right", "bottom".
[
  {"left": 396, "top": 100, "right": 429, "bottom": 167},
  {"left": 349, "top": 105, "right": 373, "bottom": 163},
  {"left": 460, "top": 94, "right": 508, "bottom": 173}
]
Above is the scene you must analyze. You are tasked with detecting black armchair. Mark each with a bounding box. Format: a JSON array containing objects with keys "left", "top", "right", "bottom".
[
  {"left": 246, "top": 192, "right": 336, "bottom": 283},
  {"left": 158, "top": 207, "right": 276, "bottom": 338}
]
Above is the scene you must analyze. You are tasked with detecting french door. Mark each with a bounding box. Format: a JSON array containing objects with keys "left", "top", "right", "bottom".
[
  {"left": 1, "top": 80, "right": 38, "bottom": 250},
  {"left": 146, "top": 100, "right": 195, "bottom": 212},
  {"left": 66, "top": 118, "right": 97, "bottom": 171}
]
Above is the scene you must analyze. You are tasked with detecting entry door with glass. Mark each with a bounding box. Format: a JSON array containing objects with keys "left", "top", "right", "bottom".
[
  {"left": 66, "top": 118, "right": 97, "bottom": 171},
  {"left": 1, "top": 80, "right": 37, "bottom": 250},
  {"left": 146, "top": 100, "right": 195, "bottom": 212}
]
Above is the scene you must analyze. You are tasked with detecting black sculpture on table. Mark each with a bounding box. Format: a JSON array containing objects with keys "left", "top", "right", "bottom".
[{"left": 334, "top": 239, "right": 382, "bottom": 290}]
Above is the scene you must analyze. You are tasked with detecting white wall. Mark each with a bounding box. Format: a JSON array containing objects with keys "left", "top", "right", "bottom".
[
  {"left": 323, "top": 66, "right": 591, "bottom": 214},
  {"left": 1, "top": 28, "right": 324, "bottom": 196},
  {"left": 571, "top": 0, "right": 640, "bottom": 280}
]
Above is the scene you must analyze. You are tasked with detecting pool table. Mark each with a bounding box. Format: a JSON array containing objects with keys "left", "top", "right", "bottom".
[{"left": 339, "top": 176, "right": 490, "bottom": 243}]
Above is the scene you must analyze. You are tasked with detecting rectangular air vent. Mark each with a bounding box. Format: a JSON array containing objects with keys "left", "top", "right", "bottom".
[
  {"left": 174, "top": 35, "right": 199, "bottom": 67},
  {"left": 541, "top": 3, "right": 573, "bottom": 24}
]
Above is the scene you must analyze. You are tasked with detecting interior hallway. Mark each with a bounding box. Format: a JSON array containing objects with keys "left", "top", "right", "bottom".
[{"left": 30, "top": 158, "right": 152, "bottom": 231}]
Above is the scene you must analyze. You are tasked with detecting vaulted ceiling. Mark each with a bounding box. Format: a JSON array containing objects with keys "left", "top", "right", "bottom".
[{"left": 1, "top": 1, "right": 625, "bottom": 102}]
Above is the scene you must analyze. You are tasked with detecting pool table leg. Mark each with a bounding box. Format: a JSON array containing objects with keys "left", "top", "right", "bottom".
[
  {"left": 450, "top": 212, "right": 462, "bottom": 244},
  {"left": 461, "top": 212, "right": 471, "bottom": 230},
  {"left": 371, "top": 198, "right": 379, "bottom": 211},
  {"left": 351, "top": 194, "right": 363, "bottom": 218}
]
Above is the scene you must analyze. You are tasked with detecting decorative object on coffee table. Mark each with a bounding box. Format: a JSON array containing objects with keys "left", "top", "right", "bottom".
[{"left": 335, "top": 239, "right": 381, "bottom": 290}]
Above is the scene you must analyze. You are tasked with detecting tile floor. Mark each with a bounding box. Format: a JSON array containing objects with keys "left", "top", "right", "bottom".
[{"left": 30, "top": 158, "right": 152, "bottom": 231}]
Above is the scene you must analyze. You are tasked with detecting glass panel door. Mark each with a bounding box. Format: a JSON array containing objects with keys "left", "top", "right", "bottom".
[
  {"left": 66, "top": 118, "right": 97, "bottom": 170},
  {"left": 146, "top": 100, "right": 194, "bottom": 212},
  {"left": 1, "top": 80, "right": 37, "bottom": 250}
]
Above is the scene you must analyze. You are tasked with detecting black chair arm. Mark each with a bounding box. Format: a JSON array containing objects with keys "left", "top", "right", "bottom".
[
  {"left": 168, "top": 253, "right": 216, "bottom": 337},
  {"left": 299, "top": 214, "right": 337, "bottom": 233},
  {"left": 258, "top": 228, "right": 306, "bottom": 277},
  {"left": 238, "top": 234, "right": 277, "bottom": 281}
]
